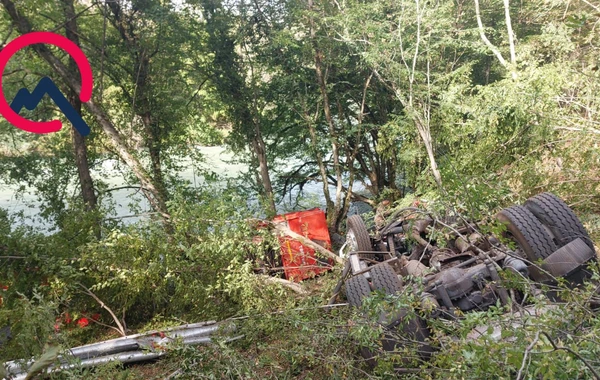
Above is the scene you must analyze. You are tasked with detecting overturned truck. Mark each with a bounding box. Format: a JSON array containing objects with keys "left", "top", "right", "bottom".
[{"left": 342, "top": 192, "right": 597, "bottom": 363}]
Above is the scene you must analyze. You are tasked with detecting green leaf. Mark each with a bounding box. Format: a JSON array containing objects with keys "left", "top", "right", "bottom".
[{"left": 25, "top": 345, "right": 61, "bottom": 380}]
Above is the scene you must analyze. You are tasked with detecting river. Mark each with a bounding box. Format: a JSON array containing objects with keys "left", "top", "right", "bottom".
[{"left": 0, "top": 146, "right": 365, "bottom": 232}]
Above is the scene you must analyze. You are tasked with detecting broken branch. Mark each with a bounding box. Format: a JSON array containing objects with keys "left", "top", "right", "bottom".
[
  {"left": 271, "top": 223, "right": 344, "bottom": 265},
  {"left": 260, "top": 275, "right": 308, "bottom": 295},
  {"left": 78, "top": 283, "right": 126, "bottom": 337},
  {"left": 516, "top": 331, "right": 540, "bottom": 380}
]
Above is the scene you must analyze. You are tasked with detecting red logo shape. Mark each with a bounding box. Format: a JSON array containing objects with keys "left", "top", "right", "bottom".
[{"left": 0, "top": 32, "right": 93, "bottom": 133}]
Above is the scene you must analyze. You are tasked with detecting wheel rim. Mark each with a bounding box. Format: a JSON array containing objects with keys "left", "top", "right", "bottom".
[{"left": 347, "top": 228, "right": 359, "bottom": 252}]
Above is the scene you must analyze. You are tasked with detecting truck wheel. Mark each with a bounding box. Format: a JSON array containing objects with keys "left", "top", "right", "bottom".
[
  {"left": 360, "top": 307, "right": 432, "bottom": 366},
  {"left": 497, "top": 205, "right": 557, "bottom": 262},
  {"left": 382, "top": 311, "right": 433, "bottom": 362},
  {"left": 345, "top": 275, "right": 372, "bottom": 307},
  {"left": 347, "top": 215, "right": 371, "bottom": 252},
  {"left": 525, "top": 192, "right": 595, "bottom": 253},
  {"left": 362, "top": 263, "right": 432, "bottom": 366},
  {"left": 370, "top": 263, "right": 403, "bottom": 295}
]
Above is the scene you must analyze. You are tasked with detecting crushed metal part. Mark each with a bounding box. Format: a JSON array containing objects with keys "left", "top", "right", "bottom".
[
  {"left": 340, "top": 192, "right": 598, "bottom": 364},
  {"left": 3, "top": 321, "right": 238, "bottom": 379}
]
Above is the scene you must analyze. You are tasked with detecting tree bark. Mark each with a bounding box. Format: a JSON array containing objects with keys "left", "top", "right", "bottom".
[
  {"left": 308, "top": 0, "right": 343, "bottom": 229},
  {"left": 304, "top": 108, "right": 335, "bottom": 216},
  {"left": 251, "top": 129, "right": 276, "bottom": 216},
  {"left": 106, "top": 2, "right": 169, "bottom": 204},
  {"left": 0, "top": 0, "right": 170, "bottom": 218},
  {"left": 61, "top": 0, "right": 98, "bottom": 214}
]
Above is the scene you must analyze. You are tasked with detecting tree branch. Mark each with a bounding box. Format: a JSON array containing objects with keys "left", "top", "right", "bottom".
[
  {"left": 540, "top": 331, "right": 600, "bottom": 379},
  {"left": 272, "top": 222, "right": 344, "bottom": 265},
  {"left": 503, "top": 0, "right": 516, "bottom": 67},
  {"left": 260, "top": 275, "right": 308, "bottom": 294},
  {"left": 554, "top": 126, "right": 600, "bottom": 134},
  {"left": 516, "top": 331, "right": 540, "bottom": 380},
  {"left": 101, "top": 185, "right": 146, "bottom": 194},
  {"left": 474, "top": 0, "right": 508, "bottom": 68},
  {"left": 78, "top": 283, "right": 126, "bottom": 337}
]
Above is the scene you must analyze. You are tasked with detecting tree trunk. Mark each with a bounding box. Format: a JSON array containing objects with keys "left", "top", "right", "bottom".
[
  {"left": 105, "top": 2, "right": 170, "bottom": 205},
  {"left": 415, "top": 116, "right": 442, "bottom": 188},
  {"left": 70, "top": 124, "right": 97, "bottom": 209},
  {"left": 336, "top": 72, "right": 373, "bottom": 231},
  {"left": 305, "top": 109, "right": 335, "bottom": 216},
  {"left": 141, "top": 112, "right": 168, "bottom": 204},
  {"left": 308, "top": 0, "right": 343, "bottom": 229},
  {"left": 84, "top": 99, "right": 170, "bottom": 218},
  {"left": 202, "top": 0, "right": 275, "bottom": 216},
  {"left": 251, "top": 126, "right": 276, "bottom": 216},
  {"left": 61, "top": 0, "right": 98, "bottom": 213},
  {"left": 502, "top": 0, "right": 518, "bottom": 79},
  {"left": 314, "top": 52, "right": 343, "bottom": 224}
]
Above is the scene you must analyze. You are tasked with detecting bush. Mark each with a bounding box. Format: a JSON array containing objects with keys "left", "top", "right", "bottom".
[{"left": 0, "top": 187, "right": 285, "bottom": 363}]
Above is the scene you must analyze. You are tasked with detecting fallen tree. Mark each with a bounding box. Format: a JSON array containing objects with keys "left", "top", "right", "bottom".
[{"left": 271, "top": 222, "right": 344, "bottom": 265}]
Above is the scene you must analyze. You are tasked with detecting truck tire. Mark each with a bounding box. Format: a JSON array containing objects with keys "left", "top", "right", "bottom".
[
  {"left": 525, "top": 192, "right": 595, "bottom": 253},
  {"left": 347, "top": 215, "right": 371, "bottom": 252},
  {"left": 382, "top": 311, "right": 433, "bottom": 362},
  {"left": 362, "top": 263, "right": 432, "bottom": 366},
  {"left": 345, "top": 275, "right": 372, "bottom": 307},
  {"left": 497, "top": 205, "right": 557, "bottom": 262},
  {"left": 370, "top": 263, "right": 403, "bottom": 295},
  {"left": 360, "top": 304, "right": 432, "bottom": 367}
]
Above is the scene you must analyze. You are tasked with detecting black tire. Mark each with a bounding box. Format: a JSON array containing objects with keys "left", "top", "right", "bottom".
[
  {"left": 363, "top": 264, "right": 431, "bottom": 366},
  {"left": 370, "top": 263, "right": 402, "bottom": 295},
  {"left": 345, "top": 275, "right": 372, "bottom": 307},
  {"left": 525, "top": 192, "right": 595, "bottom": 253},
  {"left": 496, "top": 205, "right": 557, "bottom": 262},
  {"left": 347, "top": 215, "right": 371, "bottom": 252},
  {"left": 382, "top": 312, "right": 432, "bottom": 361},
  {"left": 360, "top": 303, "right": 432, "bottom": 367}
]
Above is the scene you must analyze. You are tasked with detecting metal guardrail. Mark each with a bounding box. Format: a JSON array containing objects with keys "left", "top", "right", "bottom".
[{"left": 3, "top": 320, "right": 240, "bottom": 380}]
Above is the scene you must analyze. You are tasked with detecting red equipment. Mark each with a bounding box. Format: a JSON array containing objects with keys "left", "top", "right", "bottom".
[{"left": 273, "top": 208, "right": 333, "bottom": 282}]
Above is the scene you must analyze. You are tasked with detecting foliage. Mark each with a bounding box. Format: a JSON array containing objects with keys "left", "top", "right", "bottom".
[
  {"left": 167, "top": 299, "right": 364, "bottom": 379},
  {"left": 0, "top": 186, "right": 282, "bottom": 359},
  {"left": 1, "top": 0, "right": 600, "bottom": 378}
]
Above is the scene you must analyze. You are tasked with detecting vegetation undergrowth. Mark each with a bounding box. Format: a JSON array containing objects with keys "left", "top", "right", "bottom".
[{"left": 3, "top": 187, "right": 600, "bottom": 379}]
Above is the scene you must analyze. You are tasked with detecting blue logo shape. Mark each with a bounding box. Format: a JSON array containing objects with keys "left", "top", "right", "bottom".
[{"left": 10, "top": 76, "right": 90, "bottom": 136}]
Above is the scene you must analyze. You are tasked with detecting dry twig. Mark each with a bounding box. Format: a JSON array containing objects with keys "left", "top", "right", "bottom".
[
  {"left": 78, "top": 283, "right": 126, "bottom": 337},
  {"left": 516, "top": 331, "right": 540, "bottom": 380}
]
